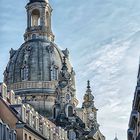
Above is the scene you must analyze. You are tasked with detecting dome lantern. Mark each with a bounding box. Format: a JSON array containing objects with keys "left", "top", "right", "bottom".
[
  {"left": 25, "top": 0, "right": 54, "bottom": 42},
  {"left": 29, "top": 0, "right": 49, "bottom": 3}
]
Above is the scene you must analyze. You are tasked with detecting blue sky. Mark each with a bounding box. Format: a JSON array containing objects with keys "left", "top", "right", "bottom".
[{"left": 0, "top": 0, "right": 140, "bottom": 140}]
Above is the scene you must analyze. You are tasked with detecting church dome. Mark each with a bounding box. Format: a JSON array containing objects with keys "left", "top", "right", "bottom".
[
  {"left": 4, "top": 39, "right": 72, "bottom": 94},
  {"left": 3, "top": 0, "right": 76, "bottom": 117},
  {"left": 4, "top": 38, "right": 74, "bottom": 117}
]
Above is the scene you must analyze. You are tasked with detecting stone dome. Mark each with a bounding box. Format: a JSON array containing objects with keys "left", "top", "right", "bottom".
[{"left": 4, "top": 39, "right": 72, "bottom": 95}]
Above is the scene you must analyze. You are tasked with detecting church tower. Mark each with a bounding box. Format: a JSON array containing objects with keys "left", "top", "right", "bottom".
[
  {"left": 82, "top": 81, "right": 99, "bottom": 130},
  {"left": 25, "top": 0, "right": 54, "bottom": 42}
]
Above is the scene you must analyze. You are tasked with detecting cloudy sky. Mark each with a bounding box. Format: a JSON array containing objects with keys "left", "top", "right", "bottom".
[{"left": 0, "top": 0, "right": 140, "bottom": 140}]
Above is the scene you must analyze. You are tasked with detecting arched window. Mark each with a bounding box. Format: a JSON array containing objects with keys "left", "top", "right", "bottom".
[
  {"left": 51, "top": 66, "right": 58, "bottom": 80},
  {"left": 21, "top": 66, "right": 29, "bottom": 81},
  {"left": 46, "top": 12, "right": 49, "bottom": 27},
  {"left": 31, "top": 9, "right": 40, "bottom": 26},
  {"left": 0, "top": 121, "right": 2, "bottom": 140},
  {"left": 68, "top": 106, "right": 73, "bottom": 117}
]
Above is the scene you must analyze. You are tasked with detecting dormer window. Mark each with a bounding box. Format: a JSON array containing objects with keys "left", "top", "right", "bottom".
[
  {"left": 51, "top": 66, "right": 58, "bottom": 80},
  {"left": 21, "top": 66, "right": 29, "bottom": 81}
]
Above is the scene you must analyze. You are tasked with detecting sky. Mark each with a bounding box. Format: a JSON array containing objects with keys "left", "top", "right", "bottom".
[{"left": 0, "top": 0, "right": 140, "bottom": 140}]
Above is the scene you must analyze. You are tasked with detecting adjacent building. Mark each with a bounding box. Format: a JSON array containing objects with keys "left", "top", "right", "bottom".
[
  {"left": 0, "top": 83, "right": 68, "bottom": 140},
  {"left": 128, "top": 63, "right": 140, "bottom": 140},
  {"left": 76, "top": 81, "right": 105, "bottom": 140},
  {"left": 1, "top": 0, "right": 105, "bottom": 140},
  {"left": 0, "top": 118, "right": 17, "bottom": 140}
]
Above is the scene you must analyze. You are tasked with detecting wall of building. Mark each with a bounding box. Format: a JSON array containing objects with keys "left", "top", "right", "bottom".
[
  {"left": 16, "top": 129, "right": 23, "bottom": 140},
  {"left": 0, "top": 119, "right": 17, "bottom": 140},
  {"left": 23, "top": 128, "right": 42, "bottom": 140},
  {"left": 0, "top": 98, "right": 18, "bottom": 130},
  {"left": 0, "top": 83, "right": 69, "bottom": 140}
]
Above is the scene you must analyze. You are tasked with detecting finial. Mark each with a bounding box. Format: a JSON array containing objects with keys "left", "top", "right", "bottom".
[
  {"left": 62, "top": 48, "right": 69, "bottom": 58},
  {"left": 87, "top": 80, "right": 90, "bottom": 89},
  {"left": 63, "top": 56, "right": 66, "bottom": 64},
  {"left": 61, "top": 56, "right": 68, "bottom": 71}
]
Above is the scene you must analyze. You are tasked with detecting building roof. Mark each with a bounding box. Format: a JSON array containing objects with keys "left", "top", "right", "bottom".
[{"left": 0, "top": 96, "right": 20, "bottom": 121}]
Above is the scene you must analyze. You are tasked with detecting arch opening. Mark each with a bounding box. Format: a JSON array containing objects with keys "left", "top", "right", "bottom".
[{"left": 31, "top": 9, "right": 40, "bottom": 26}]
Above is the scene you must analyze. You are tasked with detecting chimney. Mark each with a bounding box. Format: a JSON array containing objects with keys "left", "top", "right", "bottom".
[
  {"left": 9, "top": 90, "right": 15, "bottom": 104},
  {"left": 0, "top": 83, "right": 7, "bottom": 100}
]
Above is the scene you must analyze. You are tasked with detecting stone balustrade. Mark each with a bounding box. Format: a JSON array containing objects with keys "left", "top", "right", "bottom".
[{"left": 8, "top": 81, "right": 58, "bottom": 91}]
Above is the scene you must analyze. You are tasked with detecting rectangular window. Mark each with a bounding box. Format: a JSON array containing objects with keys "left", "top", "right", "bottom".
[
  {"left": 7, "top": 127, "right": 10, "bottom": 140},
  {"left": 21, "top": 66, "right": 29, "bottom": 81},
  {"left": 0, "top": 123, "right": 2, "bottom": 140},
  {"left": 13, "top": 133, "right": 17, "bottom": 140},
  {"left": 51, "top": 66, "right": 58, "bottom": 80},
  {"left": 21, "top": 69, "right": 23, "bottom": 80},
  {"left": 1, "top": 124, "right": 4, "bottom": 140}
]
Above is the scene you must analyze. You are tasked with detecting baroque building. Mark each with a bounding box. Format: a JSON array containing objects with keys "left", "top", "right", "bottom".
[
  {"left": 4, "top": 0, "right": 76, "bottom": 117},
  {"left": 128, "top": 62, "right": 140, "bottom": 140},
  {"left": 0, "top": 83, "right": 68, "bottom": 140},
  {"left": 2, "top": 0, "right": 105, "bottom": 140}
]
